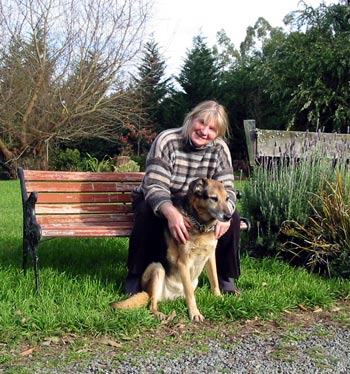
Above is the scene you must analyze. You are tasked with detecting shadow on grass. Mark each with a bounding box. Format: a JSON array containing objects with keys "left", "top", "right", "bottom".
[
  {"left": 0, "top": 180, "right": 130, "bottom": 292},
  {"left": 0, "top": 236, "right": 130, "bottom": 290}
]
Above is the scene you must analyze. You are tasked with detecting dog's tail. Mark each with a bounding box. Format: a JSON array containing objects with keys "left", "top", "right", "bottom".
[{"left": 110, "top": 291, "right": 150, "bottom": 310}]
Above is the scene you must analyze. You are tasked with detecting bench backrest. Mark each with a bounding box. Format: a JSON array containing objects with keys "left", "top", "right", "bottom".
[{"left": 18, "top": 168, "right": 145, "bottom": 237}]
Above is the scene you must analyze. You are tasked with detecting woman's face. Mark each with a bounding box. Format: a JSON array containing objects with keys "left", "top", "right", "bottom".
[{"left": 189, "top": 117, "right": 218, "bottom": 148}]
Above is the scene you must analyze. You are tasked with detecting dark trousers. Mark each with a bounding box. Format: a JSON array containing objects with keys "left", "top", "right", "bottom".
[{"left": 126, "top": 194, "right": 241, "bottom": 285}]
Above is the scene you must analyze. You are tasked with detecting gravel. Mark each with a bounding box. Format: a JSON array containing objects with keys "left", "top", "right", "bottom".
[{"left": 33, "top": 323, "right": 350, "bottom": 374}]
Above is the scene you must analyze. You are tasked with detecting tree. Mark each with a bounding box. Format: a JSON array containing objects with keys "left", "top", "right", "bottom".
[
  {"left": 0, "top": 0, "right": 150, "bottom": 173},
  {"left": 129, "top": 39, "right": 172, "bottom": 155},
  {"left": 133, "top": 40, "right": 172, "bottom": 127},
  {"left": 210, "top": 22, "right": 286, "bottom": 159},
  {"left": 176, "top": 35, "right": 221, "bottom": 109},
  {"left": 257, "top": 3, "right": 350, "bottom": 132},
  {"left": 212, "top": 29, "right": 240, "bottom": 71},
  {"left": 240, "top": 17, "right": 278, "bottom": 58}
]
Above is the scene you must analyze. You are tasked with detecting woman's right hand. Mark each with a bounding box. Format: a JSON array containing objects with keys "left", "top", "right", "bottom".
[{"left": 159, "top": 202, "right": 190, "bottom": 244}]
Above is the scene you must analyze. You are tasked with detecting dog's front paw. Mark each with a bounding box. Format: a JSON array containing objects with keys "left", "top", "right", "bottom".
[
  {"left": 150, "top": 308, "right": 167, "bottom": 320},
  {"left": 189, "top": 309, "right": 205, "bottom": 322},
  {"left": 211, "top": 287, "right": 222, "bottom": 297}
]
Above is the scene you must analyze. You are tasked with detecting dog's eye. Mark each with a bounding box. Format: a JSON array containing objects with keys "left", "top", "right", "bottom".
[{"left": 210, "top": 195, "right": 218, "bottom": 202}]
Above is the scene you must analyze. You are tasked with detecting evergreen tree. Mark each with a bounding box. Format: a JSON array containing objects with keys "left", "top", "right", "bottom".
[
  {"left": 176, "top": 35, "right": 221, "bottom": 109},
  {"left": 133, "top": 39, "right": 172, "bottom": 132}
]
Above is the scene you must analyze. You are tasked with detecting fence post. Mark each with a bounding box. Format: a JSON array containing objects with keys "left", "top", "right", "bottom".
[{"left": 243, "top": 120, "right": 256, "bottom": 169}]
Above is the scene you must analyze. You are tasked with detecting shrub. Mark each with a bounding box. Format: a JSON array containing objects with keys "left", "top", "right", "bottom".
[
  {"left": 240, "top": 155, "right": 330, "bottom": 256},
  {"left": 280, "top": 172, "right": 350, "bottom": 278},
  {"left": 114, "top": 159, "right": 140, "bottom": 172},
  {"left": 51, "top": 150, "right": 140, "bottom": 172},
  {"left": 51, "top": 148, "right": 82, "bottom": 171},
  {"left": 80, "top": 153, "right": 114, "bottom": 172}
]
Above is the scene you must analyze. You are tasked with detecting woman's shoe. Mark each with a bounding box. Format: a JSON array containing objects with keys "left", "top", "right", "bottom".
[
  {"left": 218, "top": 276, "right": 241, "bottom": 295},
  {"left": 123, "top": 274, "right": 142, "bottom": 295}
]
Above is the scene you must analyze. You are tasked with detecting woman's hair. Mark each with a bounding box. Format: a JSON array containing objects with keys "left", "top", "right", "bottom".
[{"left": 181, "top": 100, "right": 230, "bottom": 141}]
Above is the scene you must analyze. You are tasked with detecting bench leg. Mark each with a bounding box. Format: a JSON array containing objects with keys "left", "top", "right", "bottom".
[
  {"left": 24, "top": 231, "right": 41, "bottom": 293},
  {"left": 23, "top": 236, "right": 40, "bottom": 293},
  {"left": 23, "top": 237, "right": 29, "bottom": 275},
  {"left": 23, "top": 235, "right": 40, "bottom": 292},
  {"left": 27, "top": 229, "right": 41, "bottom": 293},
  {"left": 23, "top": 192, "right": 42, "bottom": 293},
  {"left": 30, "top": 242, "right": 40, "bottom": 293}
]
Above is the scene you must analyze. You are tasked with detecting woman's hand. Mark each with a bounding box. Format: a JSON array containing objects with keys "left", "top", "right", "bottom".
[
  {"left": 215, "top": 220, "right": 230, "bottom": 240},
  {"left": 159, "top": 202, "right": 191, "bottom": 244}
]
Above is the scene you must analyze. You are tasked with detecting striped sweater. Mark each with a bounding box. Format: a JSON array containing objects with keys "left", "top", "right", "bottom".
[{"left": 136, "top": 127, "right": 236, "bottom": 214}]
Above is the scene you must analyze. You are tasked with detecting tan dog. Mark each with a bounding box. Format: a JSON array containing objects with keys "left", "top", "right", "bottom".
[{"left": 110, "top": 178, "right": 234, "bottom": 321}]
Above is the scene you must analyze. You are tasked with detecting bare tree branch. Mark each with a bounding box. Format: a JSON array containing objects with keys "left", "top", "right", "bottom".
[{"left": 0, "top": 0, "right": 152, "bottom": 170}]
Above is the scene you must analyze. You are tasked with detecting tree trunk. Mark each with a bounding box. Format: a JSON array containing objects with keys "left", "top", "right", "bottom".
[{"left": 0, "top": 137, "right": 13, "bottom": 161}]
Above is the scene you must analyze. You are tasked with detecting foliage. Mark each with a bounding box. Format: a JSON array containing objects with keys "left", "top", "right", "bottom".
[
  {"left": 114, "top": 159, "right": 140, "bottom": 172},
  {"left": 132, "top": 40, "right": 172, "bottom": 130},
  {"left": 257, "top": 3, "right": 350, "bottom": 132},
  {"left": 241, "top": 128, "right": 350, "bottom": 278},
  {"left": 51, "top": 149, "right": 117, "bottom": 172},
  {"left": 280, "top": 172, "right": 350, "bottom": 278},
  {"left": 131, "top": 155, "right": 147, "bottom": 171},
  {"left": 51, "top": 148, "right": 83, "bottom": 171},
  {"left": 176, "top": 35, "right": 221, "bottom": 109},
  {"left": 241, "top": 157, "right": 322, "bottom": 256},
  {"left": 80, "top": 153, "right": 114, "bottom": 172},
  {"left": 126, "top": 39, "right": 172, "bottom": 156},
  {"left": 58, "top": 137, "right": 122, "bottom": 162},
  {"left": 0, "top": 0, "right": 149, "bottom": 172},
  {"left": 240, "top": 129, "right": 349, "bottom": 254},
  {"left": 2, "top": 1, "right": 350, "bottom": 173}
]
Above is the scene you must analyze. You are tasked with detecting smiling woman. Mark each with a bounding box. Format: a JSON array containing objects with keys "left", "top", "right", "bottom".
[
  {"left": 122, "top": 100, "right": 243, "bottom": 299},
  {"left": 181, "top": 100, "right": 230, "bottom": 148},
  {"left": 189, "top": 118, "right": 218, "bottom": 148}
]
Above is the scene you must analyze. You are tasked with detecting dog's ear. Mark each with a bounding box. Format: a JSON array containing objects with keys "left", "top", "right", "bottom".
[{"left": 190, "top": 178, "right": 208, "bottom": 196}]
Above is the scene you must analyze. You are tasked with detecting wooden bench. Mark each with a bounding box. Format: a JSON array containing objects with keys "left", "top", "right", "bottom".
[
  {"left": 18, "top": 167, "right": 145, "bottom": 292},
  {"left": 18, "top": 167, "right": 249, "bottom": 293}
]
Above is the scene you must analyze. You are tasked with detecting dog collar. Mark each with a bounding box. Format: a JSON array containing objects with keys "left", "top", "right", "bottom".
[{"left": 187, "top": 215, "right": 216, "bottom": 233}]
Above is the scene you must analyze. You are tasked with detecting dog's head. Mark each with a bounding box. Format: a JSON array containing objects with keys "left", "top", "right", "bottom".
[{"left": 187, "top": 178, "right": 233, "bottom": 223}]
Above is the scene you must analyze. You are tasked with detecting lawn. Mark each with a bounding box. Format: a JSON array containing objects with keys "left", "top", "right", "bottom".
[{"left": 1, "top": 178, "right": 349, "bottom": 372}]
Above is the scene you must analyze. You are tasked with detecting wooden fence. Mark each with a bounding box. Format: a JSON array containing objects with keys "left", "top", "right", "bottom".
[{"left": 244, "top": 120, "right": 350, "bottom": 169}]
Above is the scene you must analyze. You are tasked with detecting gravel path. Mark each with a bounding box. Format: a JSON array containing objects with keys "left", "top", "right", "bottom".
[
  {"left": 34, "top": 323, "right": 349, "bottom": 374},
  {"left": 3, "top": 305, "right": 349, "bottom": 373}
]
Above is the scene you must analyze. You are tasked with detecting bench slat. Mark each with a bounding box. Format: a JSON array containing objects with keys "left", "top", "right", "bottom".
[
  {"left": 24, "top": 182, "right": 140, "bottom": 193},
  {"left": 35, "top": 193, "right": 133, "bottom": 204},
  {"left": 41, "top": 226, "right": 134, "bottom": 237},
  {"left": 35, "top": 204, "right": 134, "bottom": 215},
  {"left": 37, "top": 214, "right": 134, "bottom": 224},
  {"left": 22, "top": 170, "right": 144, "bottom": 182}
]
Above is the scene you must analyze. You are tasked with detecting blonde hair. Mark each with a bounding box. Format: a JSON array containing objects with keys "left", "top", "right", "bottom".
[{"left": 181, "top": 100, "right": 230, "bottom": 141}]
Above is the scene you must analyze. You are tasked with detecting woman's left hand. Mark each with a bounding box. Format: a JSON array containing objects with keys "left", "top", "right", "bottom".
[{"left": 215, "top": 220, "right": 230, "bottom": 240}]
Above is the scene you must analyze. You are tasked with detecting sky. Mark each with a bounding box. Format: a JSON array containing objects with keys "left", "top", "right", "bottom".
[{"left": 149, "top": 0, "right": 335, "bottom": 77}]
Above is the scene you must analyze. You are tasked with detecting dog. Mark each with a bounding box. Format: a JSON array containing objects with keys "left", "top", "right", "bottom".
[{"left": 110, "top": 178, "right": 234, "bottom": 322}]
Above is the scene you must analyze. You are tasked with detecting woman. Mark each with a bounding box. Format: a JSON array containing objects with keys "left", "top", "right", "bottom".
[{"left": 124, "top": 100, "right": 242, "bottom": 295}]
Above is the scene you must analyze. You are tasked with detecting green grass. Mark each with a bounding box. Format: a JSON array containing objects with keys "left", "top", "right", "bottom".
[{"left": 1, "top": 179, "right": 350, "bottom": 369}]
